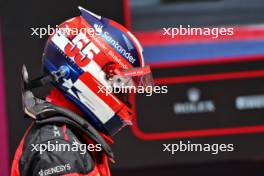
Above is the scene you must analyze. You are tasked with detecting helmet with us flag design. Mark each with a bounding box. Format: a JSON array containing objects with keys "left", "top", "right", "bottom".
[{"left": 42, "top": 7, "right": 154, "bottom": 136}]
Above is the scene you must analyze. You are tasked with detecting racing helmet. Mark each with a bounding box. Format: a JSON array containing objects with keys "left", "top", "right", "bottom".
[{"left": 42, "top": 7, "right": 154, "bottom": 136}]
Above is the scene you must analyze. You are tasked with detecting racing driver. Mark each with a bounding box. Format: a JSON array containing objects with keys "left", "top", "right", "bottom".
[{"left": 11, "top": 6, "right": 154, "bottom": 176}]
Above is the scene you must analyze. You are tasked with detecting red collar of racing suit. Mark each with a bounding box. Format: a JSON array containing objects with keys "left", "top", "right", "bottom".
[{"left": 46, "top": 88, "right": 114, "bottom": 145}]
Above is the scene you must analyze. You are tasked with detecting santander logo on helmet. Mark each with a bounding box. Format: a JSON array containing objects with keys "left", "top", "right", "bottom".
[
  {"left": 97, "top": 28, "right": 136, "bottom": 65},
  {"left": 42, "top": 6, "right": 153, "bottom": 136}
]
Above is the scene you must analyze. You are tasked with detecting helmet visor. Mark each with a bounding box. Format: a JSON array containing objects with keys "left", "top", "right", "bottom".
[{"left": 112, "top": 66, "right": 154, "bottom": 91}]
